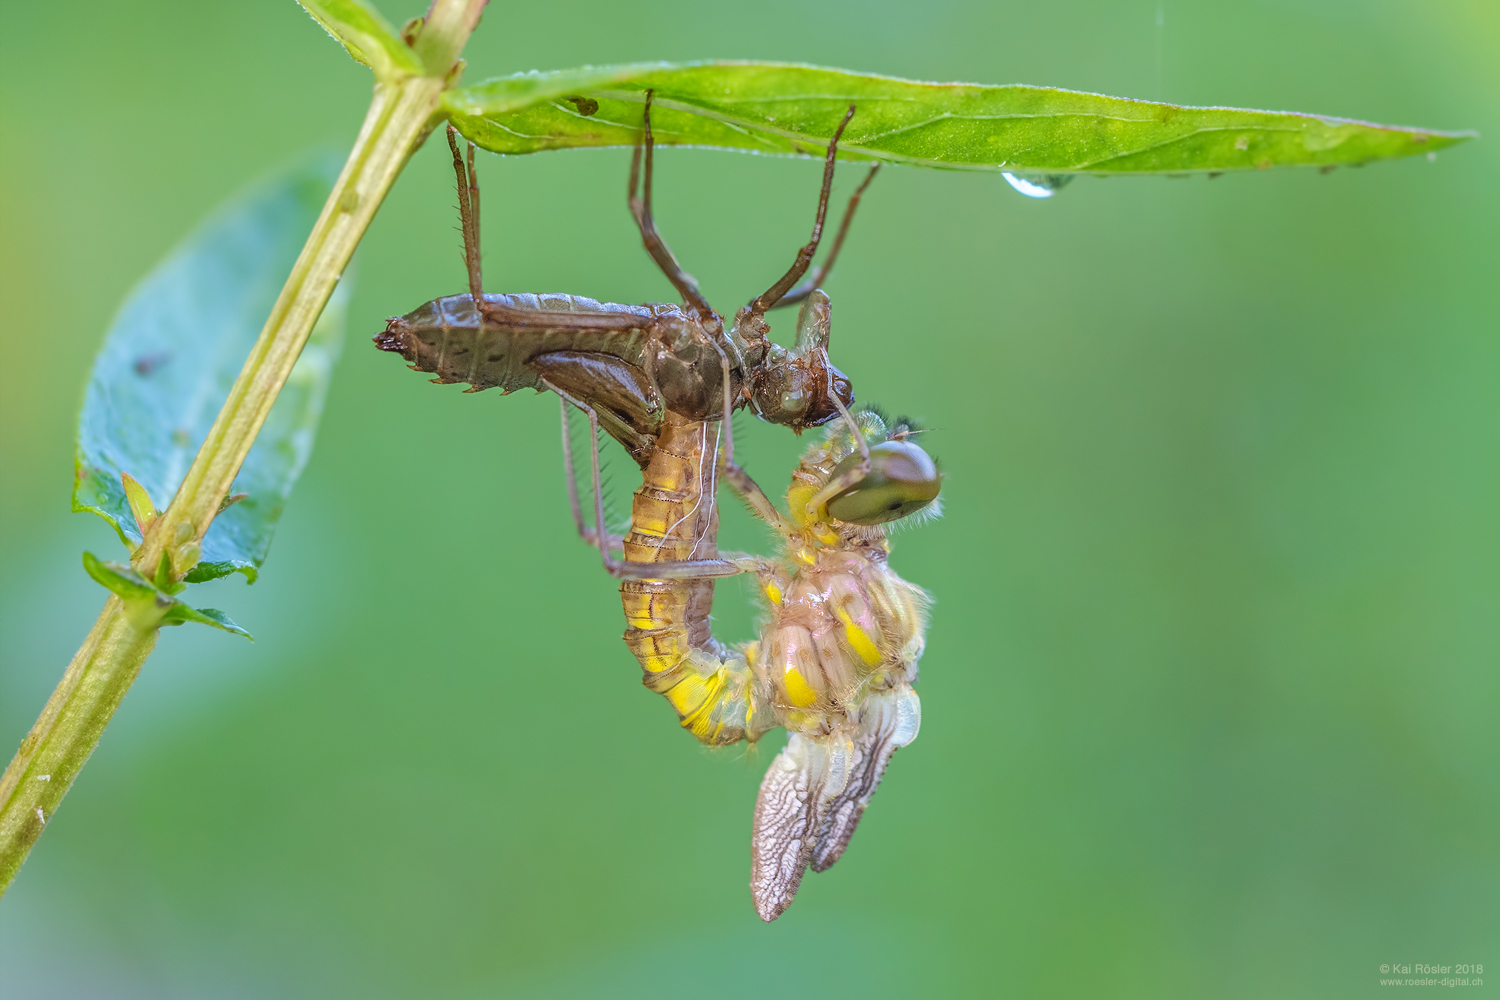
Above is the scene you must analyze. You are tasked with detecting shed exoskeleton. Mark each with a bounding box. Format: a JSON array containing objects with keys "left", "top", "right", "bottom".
[{"left": 374, "top": 91, "right": 878, "bottom": 466}]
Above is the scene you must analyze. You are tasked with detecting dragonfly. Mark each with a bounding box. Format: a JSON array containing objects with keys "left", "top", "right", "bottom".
[
  {"left": 560, "top": 403, "right": 941, "bottom": 921},
  {"left": 375, "top": 94, "right": 937, "bottom": 920}
]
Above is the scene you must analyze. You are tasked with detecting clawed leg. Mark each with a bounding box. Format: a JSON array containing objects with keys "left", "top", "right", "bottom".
[
  {"left": 628, "top": 92, "right": 715, "bottom": 320},
  {"left": 629, "top": 90, "right": 741, "bottom": 465},
  {"left": 772, "top": 163, "right": 881, "bottom": 309},
  {"left": 746, "top": 105, "right": 858, "bottom": 318},
  {"left": 446, "top": 125, "right": 485, "bottom": 306}
]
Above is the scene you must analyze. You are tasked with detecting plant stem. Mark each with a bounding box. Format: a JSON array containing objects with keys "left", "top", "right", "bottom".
[
  {"left": 0, "top": 599, "right": 159, "bottom": 889},
  {"left": 0, "top": 0, "right": 487, "bottom": 897}
]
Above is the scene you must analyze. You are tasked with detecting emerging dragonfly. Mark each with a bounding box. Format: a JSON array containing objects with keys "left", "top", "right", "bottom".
[
  {"left": 375, "top": 94, "right": 937, "bottom": 919},
  {"left": 560, "top": 403, "right": 941, "bottom": 920}
]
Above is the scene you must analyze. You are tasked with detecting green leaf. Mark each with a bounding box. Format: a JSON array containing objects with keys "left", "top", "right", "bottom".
[
  {"left": 297, "top": 0, "right": 422, "bottom": 80},
  {"left": 74, "top": 155, "right": 352, "bottom": 584},
  {"left": 82, "top": 553, "right": 254, "bottom": 640},
  {"left": 445, "top": 61, "right": 1474, "bottom": 175},
  {"left": 82, "top": 552, "right": 159, "bottom": 604},
  {"left": 161, "top": 605, "right": 254, "bottom": 640},
  {"left": 120, "top": 471, "right": 157, "bottom": 538}
]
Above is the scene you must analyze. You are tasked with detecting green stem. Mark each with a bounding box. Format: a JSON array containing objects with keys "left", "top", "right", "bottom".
[
  {"left": 0, "top": 599, "right": 159, "bottom": 889},
  {"left": 0, "top": 0, "right": 487, "bottom": 897}
]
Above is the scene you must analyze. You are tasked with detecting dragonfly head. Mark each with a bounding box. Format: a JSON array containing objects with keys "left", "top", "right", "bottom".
[
  {"left": 749, "top": 352, "right": 853, "bottom": 432},
  {"left": 749, "top": 290, "right": 853, "bottom": 431}
]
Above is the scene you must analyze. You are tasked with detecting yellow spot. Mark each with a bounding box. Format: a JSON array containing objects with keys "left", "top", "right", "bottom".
[
  {"left": 678, "top": 671, "right": 732, "bottom": 741},
  {"left": 641, "top": 652, "right": 678, "bottom": 674},
  {"left": 787, "top": 484, "right": 818, "bottom": 526},
  {"left": 814, "top": 524, "right": 839, "bottom": 545},
  {"left": 667, "top": 672, "right": 717, "bottom": 719},
  {"left": 783, "top": 666, "right": 819, "bottom": 707},
  {"left": 836, "top": 608, "right": 884, "bottom": 666},
  {"left": 763, "top": 581, "right": 783, "bottom": 605}
]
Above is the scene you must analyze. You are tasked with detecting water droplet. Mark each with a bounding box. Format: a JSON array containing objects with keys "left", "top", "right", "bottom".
[{"left": 1002, "top": 172, "right": 1074, "bottom": 199}]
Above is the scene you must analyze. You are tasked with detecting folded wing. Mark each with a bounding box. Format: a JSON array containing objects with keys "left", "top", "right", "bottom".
[{"left": 749, "top": 685, "right": 921, "bottom": 921}]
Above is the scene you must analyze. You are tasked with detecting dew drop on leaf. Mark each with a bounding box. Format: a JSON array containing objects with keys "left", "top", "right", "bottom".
[{"left": 1002, "top": 172, "right": 1074, "bottom": 199}]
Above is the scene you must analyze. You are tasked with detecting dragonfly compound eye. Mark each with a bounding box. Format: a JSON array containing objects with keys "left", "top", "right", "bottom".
[{"left": 826, "top": 440, "right": 942, "bottom": 525}]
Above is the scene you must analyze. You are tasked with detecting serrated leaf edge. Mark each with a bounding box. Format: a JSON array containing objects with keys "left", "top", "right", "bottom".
[{"left": 297, "top": 0, "right": 423, "bottom": 81}]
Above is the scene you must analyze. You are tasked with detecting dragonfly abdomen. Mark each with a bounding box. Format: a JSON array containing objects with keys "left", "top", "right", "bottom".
[
  {"left": 375, "top": 292, "right": 761, "bottom": 459},
  {"left": 376, "top": 292, "right": 663, "bottom": 395},
  {"left": 618, "top": 413, "right": 767, "bottom": 746}
]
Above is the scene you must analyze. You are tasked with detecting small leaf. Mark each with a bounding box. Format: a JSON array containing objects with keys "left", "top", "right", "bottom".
[
  {"left": 297, "top": 0, "right": 422, "bottom": 80},
  {"left": 82, "top": 552, "right": 158, "bottom": 604},
  {"left": 445, "top": 62, "right": 1474, "bottom": 175},
  {"left": 161, "top": 605, "right": 254, "bottom": 640},
  {"left": 82, "top": 553, "right": 253, "bottom": 639},
  {"left": 74, "top": 156, "right": 352, "bottom": 584},
  {"left": 120, "top": 472, "right": 157, "bottom": 538},
  {"left": 217, "top": 492, "right": 249, "bottom": 514},
  {"left": 151, "top": 551, "right": 182, "bottom": 594}
]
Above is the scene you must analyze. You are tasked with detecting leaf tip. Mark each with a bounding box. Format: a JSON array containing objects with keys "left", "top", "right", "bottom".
[{"left": 121, "top": 472, "right": 158, "bottom": 537}]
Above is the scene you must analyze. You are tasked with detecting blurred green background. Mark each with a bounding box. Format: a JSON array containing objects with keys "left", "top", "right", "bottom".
[{"left": 2, "top": 1, "right": 1496, "bottom": 997}]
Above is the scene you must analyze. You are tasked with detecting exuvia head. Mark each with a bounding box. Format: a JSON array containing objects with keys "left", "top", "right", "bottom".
[
  {"left": 826, "top": 438, "right": 942, "bottom": 525},
  {"left": 746, "top": 290, "right": 854, "bottom": 432},
  {"left": 749, "top": 349, "right": 854, "bottom": 432}
]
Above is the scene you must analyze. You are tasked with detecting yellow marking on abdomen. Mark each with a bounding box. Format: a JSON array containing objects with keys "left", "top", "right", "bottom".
[
  {"left": 782, "top": 666, "right": 820, "bottom": 707},
  {"left": 836, "top": 607, "right": 884, "bottom": 666},
  {"left": 615, "top": 413, "right": 751, "bottom": 746}
]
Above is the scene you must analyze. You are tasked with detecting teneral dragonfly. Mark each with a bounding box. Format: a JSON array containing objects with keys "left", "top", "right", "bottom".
[{"left": 561, "top": 403, "right": 940, "bottom": 921}]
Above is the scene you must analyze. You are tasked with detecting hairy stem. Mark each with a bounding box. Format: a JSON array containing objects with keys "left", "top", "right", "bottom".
[
  {"left": 0, "top": 0, "right": 487, "bottom": 896},
  {"left": 0, "top": 599, "right": 159, "bottom": 889}
]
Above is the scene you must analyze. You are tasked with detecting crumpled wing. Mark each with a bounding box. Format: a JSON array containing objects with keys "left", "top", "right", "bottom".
[
  {"left": 750, "top": 733, "right": 850, "bottom": 922},
  {"left": 749, "top": 686, "right": 922, "bottom": 921},
  {"left": 810, "top": 686, "right": 921, "bottom": 872}
]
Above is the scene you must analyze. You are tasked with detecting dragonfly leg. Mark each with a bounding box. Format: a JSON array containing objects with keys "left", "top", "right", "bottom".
[
  {"left": 629, "top": 91, "right": 715, "bottom": 320},
  {"left": 556, "top": 396, "right": 623, "bottom": 551},
  {"left": 723, "top": 458, "right": 793, "bottom": 534},
  {"left": 446, "top": 126, "right": 484, "bottom": 306},
  {"left": 628, "top": 91, "right": 743, "bottom": 463},
  {"left": 609, "top": 552, "right": 767, "bottom": 581},
  {"left": 746, "top": 105, "right": 858, "bottom": 318},
  {"left": 771, "top": 163, "right": 881, "bottom": 309}
]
